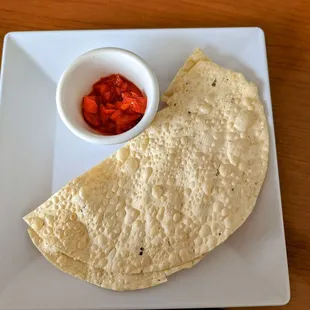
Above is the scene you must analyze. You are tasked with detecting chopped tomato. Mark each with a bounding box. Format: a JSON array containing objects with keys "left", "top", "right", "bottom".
[
  {"left": 130, "top": 91, "right": 140, "bottom": 98},
  {"left": 115, "top": 87, "right": 121, "bottom": 97},
  {"left": 82, "top": 74, "right": 147, "bottom": 135},
  {"left": 121, "top": 92, "right": 131, "bottom": 99},
  {"left": 100, "top": 105, "right": 116, "bottom": 115},
  {"left": 106, "top": 103, "right": 115, "bottom": 109},
  {"left": 103, "top": 91, "right": 112, "bottom": 102},
  {"left": 95, "top": 96, "right": 103, "bottom": 106},
  {"left": 100, "top": 107, "right": 110, "bottom": 124},
  {"left": 121, "top": 82, "right": 128, "bottom": 92},
  {"left": 100, "top": 114, "right": 110, "bottom": 124},
  {"left": 105, "top": 121, "right": 117, "bottom": 134},
  {"left": 83, "top": 96, "right": 98, "bottom": 114},
  {"left": 120, "top": 102, "right": 130, "bottom": 111},
  {"left": 110, "top": 110, "right": 122, "bottom": 121},
  {"left": 114, "top": 75, "right": 123, "bottom": 86},
  {"left": 133, "top": 97, "right": 147, "bottom": 114},
  {"left": 122, "top": 96, "right": 147, "bottom": 114},
  {"left": 115, "top": 113, "right": 141, "bottom": 125},
  {"left": 93, "top": 83, "right": 109, "bottom": 95},
  {"left": 104, "top": 109, "right": 117, "bottom": 115},
  {"left": 115, "top": 101, "right": 123, "bottom": 109},
  {"left": 84, "top": 112, "right": 100, "bottom": 127},
  {"left": 127, "top": 82, "right": 142, "bottom": 95}
]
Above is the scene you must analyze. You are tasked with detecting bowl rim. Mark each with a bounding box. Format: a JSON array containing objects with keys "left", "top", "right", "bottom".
[{"left": 56, "top": 47, "right": 159, "bottom": 144}]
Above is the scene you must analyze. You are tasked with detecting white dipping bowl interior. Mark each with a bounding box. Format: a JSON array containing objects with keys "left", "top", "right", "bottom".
[{"left": 56, "top": 47, "right": 159, "bottom": 144}]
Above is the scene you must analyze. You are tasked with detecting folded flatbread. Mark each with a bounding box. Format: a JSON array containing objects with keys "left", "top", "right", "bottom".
[{"left": 24, "top": 49, "right": 269, "bottom": 289}]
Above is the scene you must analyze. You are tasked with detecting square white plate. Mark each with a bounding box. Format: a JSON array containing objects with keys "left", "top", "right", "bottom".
[{"left": 0, "top": 28, "right": 290, "bottom": 309}]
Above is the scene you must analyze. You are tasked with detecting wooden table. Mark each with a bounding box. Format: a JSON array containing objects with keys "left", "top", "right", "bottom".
[{"left": 0, "top": 0, "right": 309, "bottom": 309}]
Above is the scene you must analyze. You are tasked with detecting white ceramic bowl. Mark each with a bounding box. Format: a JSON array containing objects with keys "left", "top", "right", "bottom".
[{"left": 56, "top": 47, "right": 159, "bottom": 144}]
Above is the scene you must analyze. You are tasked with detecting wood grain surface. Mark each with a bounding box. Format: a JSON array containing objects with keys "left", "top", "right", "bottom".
[{"left": 0, "top": 0, "right": 309, "bottom": 309}]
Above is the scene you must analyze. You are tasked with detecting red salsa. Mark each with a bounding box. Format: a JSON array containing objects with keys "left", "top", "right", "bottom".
[{"left": 82, "top": 74, "right": 147, "bottom": 135}]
